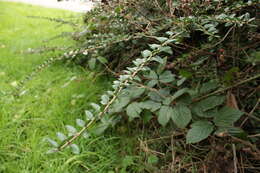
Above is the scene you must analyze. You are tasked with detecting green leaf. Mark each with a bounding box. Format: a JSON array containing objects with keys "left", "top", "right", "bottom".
[
  {"left": 141, "top": 50, "right": 152, "bottom": 58},
  {"left": 213, "top": 106, "right": 244, "bottom": 127},
  {"left": 159, "top": 71, "right": 175, "bottom": 83},
  {"left": 148, "top": 70, "right": 158, "bottom": 79},
  {"left": 85, "top": 110, "right": 94, "bottom": 120},
  {"left": 155, "top": 37, "right": 168, "bottom": 43},
  {"left": 65, "top": 125, "right": 77, "bottom": 136},
  {"left": 143, "top": 110, "right": 153, "bottom": 123},
  {"left": 177, "top": 77, "right": 187, "bottom": 86},
  {"left": 70, "top": 144, "right": 80, "bottom": 154},
  {"left": 139, "top": 100, "right": 161, "bottom": 112},
  {"left": 152, "top": 56, "right": 164, "bottom": 64},
  {"left": 192, "top": 96, "right": 225, "bottom": 117},
  {"left": 46, "top": 148, "right": 58, "bottom": 154},
  {"left": 147, "top": 80, "right": 158, "bottom": 87},
  {"left": 76, "top": 119, "right": 86, "bottom": 127},
  {"left": 159, "top": 46, "right": 173, "bottom": 55},
  {"left": 172, "top": 88, "right": 189, "bottom": 101},
  {"left": 158, "top": 106, "right": 173, "bottom": 126},
  {"left": 128, "top": 87, "right": 145, "bottom": 99},
  {"left": 101, "top": 94, "right": 110, "bottom": 105},
  {"left": 111, "top": 96, "right": 130, "bottom": 113},
  {"left": 171, "top": 104, "right": 192, "bottom": 128},
  {"left": 186, "top": 121, "right": 214, "bottom": 144},
  {"left": 88, "top": 58, "right": 96, "bottom": 70},
  {"left": 56, "top": 132, "right": 67, "bottom": 142},
  {"left": 149, "top": 44, "right": 161, "bottom": 50},
  {"left": 97, "top": 56, "right": 108, "bottom": 64},
  {"left": 90, "top": 103, "right": 101, "bottom": 112},
  {"left": 46, "top": 138, "right": 58, "bottom": 147},
  {"left": 126, "top": 102, "right": 142, "bottom": 120},
  {"left": 199, "top": 81, "right": 219, "bottom": 94}
]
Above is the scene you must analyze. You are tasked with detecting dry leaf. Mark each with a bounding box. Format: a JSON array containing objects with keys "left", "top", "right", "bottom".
[{"left": 226, "top": 91, "right": 239, "bottom": 109}]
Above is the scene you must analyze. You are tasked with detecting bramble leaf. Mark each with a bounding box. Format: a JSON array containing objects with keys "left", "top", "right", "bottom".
[
  {"left": 186, "top": 121, "right": 214, "bottom": 144},
  {"left": 139, "top": 100, "right": 161, "bottom": 112},
  {"left": 213, "top": 106, "right": 244, "bottom": 127},
  {"left": 171, "top": 104, "right": 191, "bottom": 128},
  {"left": 126, "top": 102, "right": 142, "bottom": 120},
  {"left": 158, "top": 106, "right": 173, "bottom": 126},
  {"left": 159, "top": 71, "right": 175, "bottom": 83}
]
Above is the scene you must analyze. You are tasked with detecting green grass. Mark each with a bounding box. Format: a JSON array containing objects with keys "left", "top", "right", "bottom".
[{"left": 0, "top": 2, "right": 123, "bottom": 173}]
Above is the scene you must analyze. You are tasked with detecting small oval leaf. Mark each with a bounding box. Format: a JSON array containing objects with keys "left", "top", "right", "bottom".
[
  {"left": 70, "top": 144, "right": 80, "bottom": 154},
  {"left": 76, "top": 119, "right": 86, "bottom": 127},
  {"left": 85, "top": 110, "right": 94, "bottom": 120},
  {"left": 56, "top": 132, "right": 67, "bottom": 142},
  {"left": 65, "top": 125, "right": 77, "bottom": 135}
]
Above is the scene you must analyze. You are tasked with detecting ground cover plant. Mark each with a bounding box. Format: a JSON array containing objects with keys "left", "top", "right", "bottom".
[
  {"left": 1, "top": 0, "right": 259, "bottom": 172},
  {"left": 41, "top": 0, "right": 259, "bottom": 172}
]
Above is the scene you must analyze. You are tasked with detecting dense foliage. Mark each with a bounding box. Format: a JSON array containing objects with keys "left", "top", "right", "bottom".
[{"left": 22, "top": 0, "right": 259, "bottom": 172}]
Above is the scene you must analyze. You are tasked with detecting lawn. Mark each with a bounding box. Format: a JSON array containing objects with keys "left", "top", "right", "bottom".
[{"left": 0, "top": 2, "right": 121, "bottom": 173}]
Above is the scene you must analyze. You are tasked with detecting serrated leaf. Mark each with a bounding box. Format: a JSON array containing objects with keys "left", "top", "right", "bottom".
[
  {"left": 213, "top": 106, "right": 244, "bottom": 127},
  {"left": 147, "top": 79, "right": 158, "bottom": 87},
  {"left": 141, "top": 50, "right": 152, "bottom": 58},
  {"left": 85, "top": 110, "right": 94, "bottom": 120},
  {"left": 155, "top": 37, "right": 168, "bottom": 43},
  {"left": 148, "top": 91, "right": 162, "bottom": 102},
  {"left": 111, "top": 96, "right": 130, "bottom": 113},
  {"left": 128, "top": 87, "right": 145, "bottom": 99},
  {"left": 65, "top": 125, "right": 77, "bottom": 135},
  {"left": 159, "top": 46, "right": 173, "bottom": 55},
  {"left": 126, "top": 102, "right": 142, "bottom": 120},
  {"left": 46, "top": 138, "right": 58, "bottom": 147},
  {"left": 158, "top": 106, "right": 173, "bottom": 126},
  {"left": 172, "top": 88, "right": 189, "bottom": 101},
  {"left": 163, "top": 96, "right": 173, "bottom": 106},
  {"left": 159, "top": 71, "right": 175, "bottom": 83},
  {"left": 70, "top": 144, "right": 80, "bottom": 154},
  {"left": 90, "top": 103, "right": 100, "bottom": 112},
  {"left": 88, "top": 58, "right": 96, "bottom": 70},
  {"left": 199, "top": 81, "right": 218, "bottom": 94},
  {"left": 139, "top": 100, "right": 161, "bottom": 112},
  {"left": 76, "top": 119, "right": 86, "bottom": 127},
  {"left": 192, "top": 96, "right": 225, "bottom": 117},
  {"left": 101, "top": 94, "right": 110, "bottom": 105},
  {"left": 186, "top": 121, "right": 214, "bottom": 144},
  {"left": 148, "top": 70, "right": 158, "bottom": 79},
  {"left": 56, "top": 132, "right": 67, "bottom": 142},
  {"left": 171, "top": 104, "right": 191, "bottom": 128}
]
